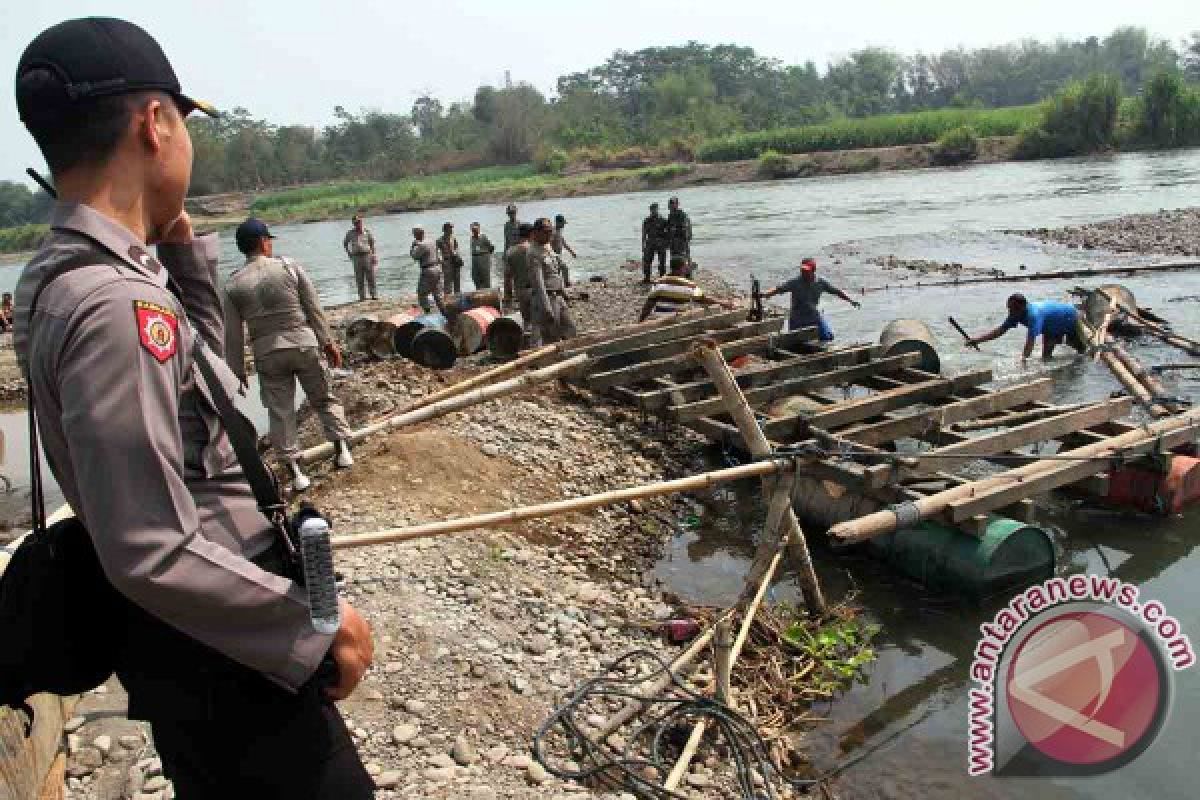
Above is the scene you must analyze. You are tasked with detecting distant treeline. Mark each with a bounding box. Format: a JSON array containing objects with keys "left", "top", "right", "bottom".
[{"left": 1, "top": 26, "right": 1198, "bottom": 230}]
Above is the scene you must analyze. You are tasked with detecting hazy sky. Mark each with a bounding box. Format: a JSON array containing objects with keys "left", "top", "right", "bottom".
[{"left": 1, "top": 1, "right": 1195, "bottom": 186}]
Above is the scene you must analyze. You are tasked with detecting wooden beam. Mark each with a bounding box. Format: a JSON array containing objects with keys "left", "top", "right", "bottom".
[
  {"left": 587, "top": 324, "right": 804, "bottom": 391},
  {"left": 837, "top": 379, "right": 1054, "bottom": 447},
  {"left": 585, "top": 318, "right": 791, "bottom": 377},
  {"left": 562, "top": 308, "right": 749, "bottom": 359},
  {"left": 633, "top": 344, "right": 880, "bottom": 411},
  {"left": 865, "top": 398, "right": 1134, "bottom": 485},
  {"left": 669, "top": 352, "right": 920, "bottom": 420},
  {"left": 945, "top": 421, "right": 1200, "bottom": 522},
  {"left": 798, "top": 370, "right": 993, "bottom": 432}
]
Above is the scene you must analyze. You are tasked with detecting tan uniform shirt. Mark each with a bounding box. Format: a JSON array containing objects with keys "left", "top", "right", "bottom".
[
  {"left": 435, "top": 234, "right": 459, "bottom": 263},
  {"left": 342, "top": 228, "right": 375, "bottom": 257},
  {"left": 14, "top": 202, "right": 331, "bottom": 691},
  {"left": 503, "top": 243, "right": 530, "bottom": 291},
  {"left": 223, "top": 255, "right": 332, "bottom": 379},
  {"left": 410, "top": 239, "right": 440, "bottom": 269}
]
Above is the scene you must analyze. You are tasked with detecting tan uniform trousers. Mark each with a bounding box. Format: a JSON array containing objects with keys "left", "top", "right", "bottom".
[
  {"left": 417, "top": 267, "right": 446, "bottom": 314},
  {"left": 517, "top": 288, "right": 535, "bottom": 344},
  {"left": 350, "top": 254, "right": 376, "bottom": 301},
  {"left": 257, "top": 346, "right": 353, "bottom": 456}
]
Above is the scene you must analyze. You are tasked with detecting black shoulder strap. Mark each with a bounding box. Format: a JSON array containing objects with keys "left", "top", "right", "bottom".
[
  {"left": 190, "top": 345, "right": 285, "bottom": 519},
  {"left": 24, "top": 240, "right": 287, "bottom": 536}
]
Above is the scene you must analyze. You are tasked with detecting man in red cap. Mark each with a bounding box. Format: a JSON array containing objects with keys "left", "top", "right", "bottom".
[{"left": 763, "top": 258, "right": 860, "bottom": 341}]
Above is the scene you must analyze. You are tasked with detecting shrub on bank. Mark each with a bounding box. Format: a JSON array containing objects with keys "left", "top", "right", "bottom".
[
  {"left": 1016, "top": 74, "right": 1121, "bottom": 159},
  {"left": 0, "top": 223, "right": 47, "bottom": 255},
  {"left": 534, "top": 146, "right": 569, "bottom": 175},
  {"left": 757, "top": 149, "right": 793, "bottom": 178},
  {"left": 696, "top": 106, "right": 1036, "bottom": 162},
  {"left": 934, "top": 126, "right": 980, "bottom": 165},
  {"left": 1125, "top": 71, "right": 1200, "bottom": 149}
]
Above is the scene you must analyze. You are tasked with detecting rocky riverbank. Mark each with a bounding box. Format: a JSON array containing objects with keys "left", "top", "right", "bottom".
[
  {"left": 59, "top": 273, "right": 825, "bottom": 800},
  {"left": 1012, "top": 207, "right": 1200, "bottom": 256}
]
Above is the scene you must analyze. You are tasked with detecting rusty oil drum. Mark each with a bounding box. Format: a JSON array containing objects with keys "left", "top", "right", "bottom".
[{"left": 878, "top": 319, "right": 941, "bottom": 374}]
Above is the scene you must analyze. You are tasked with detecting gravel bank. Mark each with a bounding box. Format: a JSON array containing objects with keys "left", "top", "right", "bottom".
[
  {"left": 1011, "top": 207, "right": 1200, "bottom": 257},
  {"left": 60, "top": 273, "right": 818, "bottom": 800}
]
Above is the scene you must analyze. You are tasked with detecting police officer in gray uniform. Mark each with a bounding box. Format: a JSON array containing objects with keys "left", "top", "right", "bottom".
[
  {"left": 410, "top": 226, "right": 446, "bottom": 314},
  {"left": 342, "top": 213, "right": 377, "bottom": 301},
  {"left": 503, "top": 223, "right": 534, "bottom": 338},
  {"left": 528, "top": 217, "right": 576, "bottom": 344},
  {"left": 224, "top": 218, "right": 355, "bottom": 492},
  {"left": 13, "top": 18, "right": 374, "bottom": 798}
]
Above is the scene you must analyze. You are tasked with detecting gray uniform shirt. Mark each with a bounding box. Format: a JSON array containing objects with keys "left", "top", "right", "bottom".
[
  {"left": 410, "top": 239, "right": 440, "bottom": 269},
  {"left": 779, "top": 276, "right": 834, "bottom": 327},
  {"left": 528, "top": 243, "right": 565, "bottom": 312},
  {"left": 223, "top": 255, "right": 332, "bottom": 378},
  {"left": 14, "top": 202, "right": 331, "bottom": 691},
  {"left": 503, "top": 219, "right": 521, "bottom": 250},
  {"left": 343, "top": 228, "right": 375, "bottom": 257},
  {"left": 470, "top": 234, "right": 495, "bottom": 261},
  {"left": 504, "top": 243, "right": 530, "bottom": 291}
]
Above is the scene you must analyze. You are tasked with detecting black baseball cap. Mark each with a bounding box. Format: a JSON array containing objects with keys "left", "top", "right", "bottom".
[
  {"left": 235, "top": 218, "right": 275, "bottom": 250},
  {"left": 15, "top": 18, "right": 219, "bottom": 125}
]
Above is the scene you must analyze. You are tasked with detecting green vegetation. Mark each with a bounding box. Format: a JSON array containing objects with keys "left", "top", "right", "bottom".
[
  {"left": 1127, "top": 71, "right": 1200, "bottom": 148},
  {"left": 697, "top": 106, "right": 1036, "bottom": 162},
  {"left": 934, "top": 125, "right": 981, "bottom": 166},
  {"left": 757, "top": 149, "right": 793, "bottom": 178},
  {"left": 1016, "top": 74, "right": 1122, "bottom": 159},
  {"left": 0, "top": 223, "right": 47, "bottom": 254},
  {"left": 171, "top": 26, "right": 1192, "bottom": 196},
  {"left": 784, "top": 617, "right": 880, "bottom": 693}
]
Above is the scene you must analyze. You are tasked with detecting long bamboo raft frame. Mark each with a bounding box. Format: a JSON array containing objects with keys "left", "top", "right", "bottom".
[{"left": 557, "top": 310, "right": 1200, "bottom": 539}]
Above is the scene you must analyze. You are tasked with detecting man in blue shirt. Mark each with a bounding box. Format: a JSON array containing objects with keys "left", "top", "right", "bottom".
[{"left": 968, "top": 293, "right": 1087, "bottom": 360}]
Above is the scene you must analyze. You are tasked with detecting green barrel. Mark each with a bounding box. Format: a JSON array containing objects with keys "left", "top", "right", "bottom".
[{"left": 864, "top": 517, "right": 1054, "bottom": 598}]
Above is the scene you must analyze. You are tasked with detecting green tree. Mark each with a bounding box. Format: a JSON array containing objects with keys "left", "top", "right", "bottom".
[{"left": 1185, "top": 33, "right": 1200, "bottom": 81}]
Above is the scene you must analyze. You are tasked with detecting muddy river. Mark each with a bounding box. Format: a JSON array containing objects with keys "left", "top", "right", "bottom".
[{"left": 3, "top": 148, "right": 1199, "bottom": 798}]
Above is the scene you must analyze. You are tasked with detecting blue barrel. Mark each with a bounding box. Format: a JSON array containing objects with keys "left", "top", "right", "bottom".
[{"left": 393, "top": 313, "right": 446, "bottom": 358}]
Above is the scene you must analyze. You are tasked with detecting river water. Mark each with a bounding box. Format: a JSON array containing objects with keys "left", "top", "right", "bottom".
[{"left": 2, "top": 150, "right": 1199, "bottom": 797}]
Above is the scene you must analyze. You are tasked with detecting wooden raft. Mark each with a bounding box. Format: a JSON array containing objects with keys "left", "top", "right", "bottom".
[{"left": 563, "top": 311, "right": 1200, "bottom": 535}]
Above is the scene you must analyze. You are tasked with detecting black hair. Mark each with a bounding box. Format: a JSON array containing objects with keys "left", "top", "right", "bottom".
[
  {"left": 1007, "top": 293, "right": 1027, "bottom": 308},
  {"left": 517, "top": 223, "right": 534, "bottom": 239},
  {"left": 443, "top": 222, "right": 453, "bottom": 231},
  {"left": 533, "top": 217, "right": 553, "bottom": 232},
  {"left": 235, "top": 233, "right": 266, "bottom": 256},
  {"left": 554, "top": 214, "right": 566, "bottom": 226},
  {"left": 18, "top": 69, "right": 160, "bottom": 175}
]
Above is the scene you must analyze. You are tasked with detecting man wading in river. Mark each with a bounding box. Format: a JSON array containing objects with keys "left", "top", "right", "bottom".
[
  {"left": 967, "top": 293, "right": 1087, "bottom": 361},
  {"left": 342, "top": 212, "right": 377, "bottom": 301},
  {"left": 763, "top": 258, "right": 860, "bottom": 341},
  {"left": 12, "top": 16, "right": 374, "bottom": 797}
]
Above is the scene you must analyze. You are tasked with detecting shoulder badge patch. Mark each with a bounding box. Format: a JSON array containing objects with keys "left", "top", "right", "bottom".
[
  {"left": 133, "top": 300, "right": 179, "bottom": 363},
  {"left": 127, "top": 245, "right": 161, "bottom": 274}
]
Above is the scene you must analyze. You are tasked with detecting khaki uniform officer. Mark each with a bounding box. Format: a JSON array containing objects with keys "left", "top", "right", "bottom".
[
  {"left": 502, "top": 203, "right": 521, "bottom": 250},
  {"left": 342, "top": 213, "right": 377, "bottom": 301},
  {"left": 469, "top": 222, "right": 495, "bottom": 290},
  {"left": 503, "top": 223, "right": 533, "bottom": 338},
  {"left": 13, "top": 17, "right": 373, "bottom": 797},
  {"left": 410, "top": 226, "right": 446, "bottom": 314},
  {"left": 528, "top": 217, "right": 577, "bottom": 345},
  {"left": 224, "top": 218, "right": 355, "bottom": 492},
  {"left": 436, "top": 222, "right": 462, "bottom": 295}
]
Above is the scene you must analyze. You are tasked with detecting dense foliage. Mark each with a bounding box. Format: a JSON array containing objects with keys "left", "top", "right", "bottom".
[
  {"left": 934, "top": 126, "right": 981, "bottom": 165},
  {"left": 696, "top": 106, "right": 1036, "bottom": 161},
  {"left": 177, "top": 26, "right": 1195, "bottom": 195}
]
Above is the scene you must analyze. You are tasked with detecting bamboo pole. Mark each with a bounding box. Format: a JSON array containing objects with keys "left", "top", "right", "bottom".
[
  {"left": 858, "top": 260, "right": 1200, "bottom": 294},
  {"left": 714, "top": 619, "right": 733, "bottom": 705},
  {"left": 1112, "top": 344, "right": 1179, "bottom": 415},
  {"left": 331, "top": 457, "right": 795, "bottom": 550},
  {"left": 828, "top": 409, "right": 1200, "bottom": 544},
  {"left": 401, "top": 344, "right": 555, "bottom": 411},
  {"left": 296, "top": 353, "right": 588, "bottom": 465},
  {"left": 690, "top": 340, "right": 826, "bottom": 616}
]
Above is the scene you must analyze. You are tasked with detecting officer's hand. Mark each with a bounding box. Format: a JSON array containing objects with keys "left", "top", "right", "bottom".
[
  {"left": 324, "top": 342, "right": 344, "bottom": 369},
  {"left": 326, "top": 600, "right": 373, "bottom": 701}
]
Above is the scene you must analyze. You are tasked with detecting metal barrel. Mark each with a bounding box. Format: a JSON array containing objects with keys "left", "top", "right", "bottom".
[
  {"left": 878, "top": 319, "right": 941, "bottom": 374},
  {"left": 364, "top": 310, "right": 420, "bottom": 359},
  {"left": 393, "top": 312, "right": 447, "bottom": 358},
  {"left": 485, "top": 314, "right": 526, "bottom": 359},
  {"left": 449, "top": 306, "right": 502, "bottom": 356},
  {"left": 445, "top": 288, "right": 502, "bottom": 316},
  {"left": 345, "top": 316, "right": 381, "bottom": 355},
  {"left": 1084, "top": 284, "right": 1138, "bottom": 329},
  {"left": 410, "top": 328, "right": 458, "bottom": 370},
  {"left": 864, "top": 517, "right": 1054, "bottom": 598}
]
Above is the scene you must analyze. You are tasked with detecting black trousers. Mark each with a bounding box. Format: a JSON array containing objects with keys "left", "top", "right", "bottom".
[
  {"left": 115, "top": 548, "right": 374, "bottom": 799},
  {"left": 643, "top": 244, "right": 667, "bottom": 278}
]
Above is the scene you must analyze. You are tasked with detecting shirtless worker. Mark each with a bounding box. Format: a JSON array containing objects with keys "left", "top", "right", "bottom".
[
  {"left": 967, "top": 293, "right": 1087, "bottom": 361},
  {"left": 762, "top": 258, "right": 860, "bottom": 341}
]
